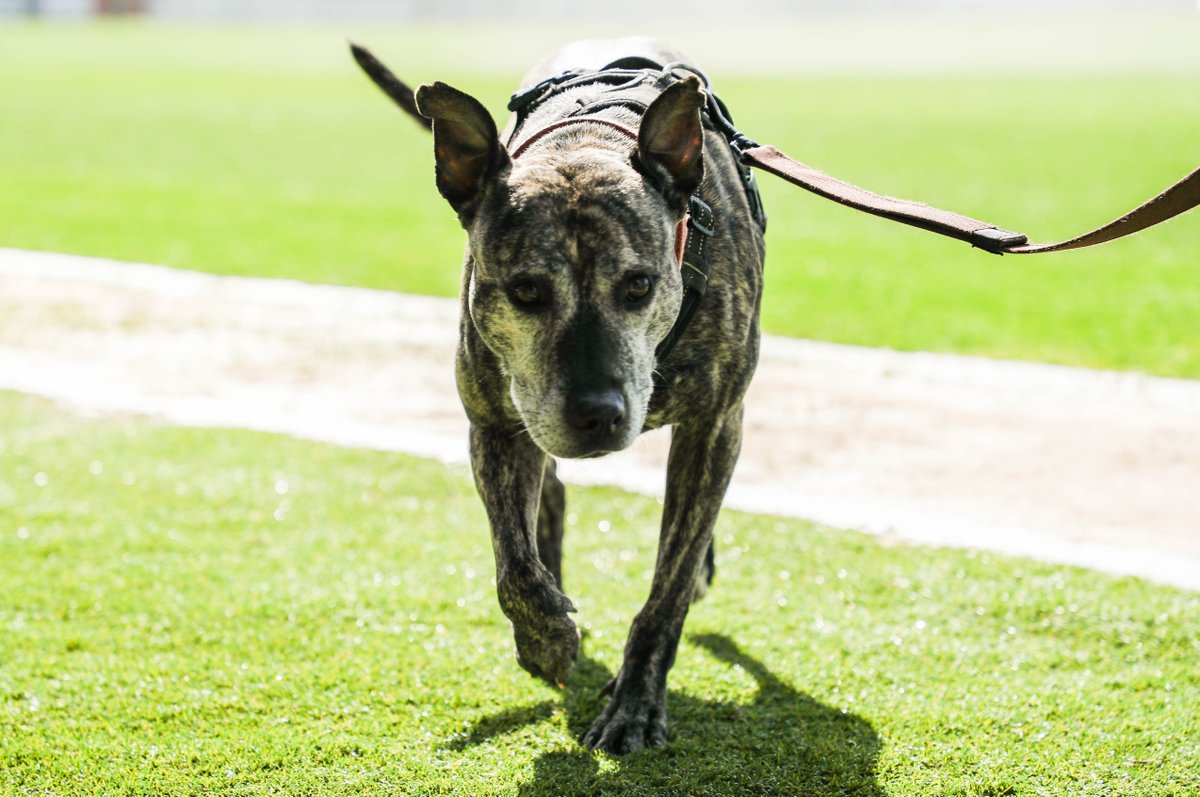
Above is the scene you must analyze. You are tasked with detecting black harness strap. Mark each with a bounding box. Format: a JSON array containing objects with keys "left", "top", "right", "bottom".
[{"left": 656, "top": 195, "right": 715, "bottom": 362}]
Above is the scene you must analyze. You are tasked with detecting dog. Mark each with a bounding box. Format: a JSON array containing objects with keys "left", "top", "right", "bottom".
[{"left": 353, "top": 37, "right": 766, "bottom": 754}]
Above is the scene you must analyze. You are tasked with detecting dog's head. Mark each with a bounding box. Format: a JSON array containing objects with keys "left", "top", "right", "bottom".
[{"left": 411, "top": 77, "right": 706, "bottom": 459}]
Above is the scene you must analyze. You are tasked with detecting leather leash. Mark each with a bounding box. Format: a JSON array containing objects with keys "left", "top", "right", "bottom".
[
  {"left": 736, "top": 142, "right": 1200, "bottom": 255},
  {"left": 351, "top": 43, "right": 1195, "bottom": 370},
  {"left": 352, "top": 43, "right": 1197, "bottom": 257}
]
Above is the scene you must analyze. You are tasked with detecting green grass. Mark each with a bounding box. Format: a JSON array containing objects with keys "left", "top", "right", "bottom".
[
  {"left": 2, "top": 390, "right": 1198, "bottom": 796},
  {"left": 3, "top": 21, "right": 1197, "bottom": 796},
  {"left": 1, "top": 23, "right": 1198, "bottom": 377}
]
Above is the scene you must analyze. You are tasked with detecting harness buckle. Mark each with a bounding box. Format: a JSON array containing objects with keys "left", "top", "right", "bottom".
[
  {"left": 679, "top": 196, "right": 714, "bottom": 296},
  {"left": 687, "top": 195, "right": 716, "bottom": 237}
]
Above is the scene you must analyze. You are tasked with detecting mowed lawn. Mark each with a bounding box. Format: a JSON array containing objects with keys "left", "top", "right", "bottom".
[
  {"left": 1, "top": 23, "right": 1198, "bottom": 376},
  {"left": 1, "top": 391, "right": 1198, "bottom": 796},
  {"left": 2, "top": 21, "right": 1199, "bottom": 797}
]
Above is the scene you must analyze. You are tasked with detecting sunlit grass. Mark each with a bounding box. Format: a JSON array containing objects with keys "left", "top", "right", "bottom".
[
  {"left": 3, "top": 22, "right": 1197, "bottom": 795},
  {"left": 2, "top": 391, "right": 1198, "bottom": 795},
  {"left": 1, "top": 23, "right": 1197, "bottom": 376}
]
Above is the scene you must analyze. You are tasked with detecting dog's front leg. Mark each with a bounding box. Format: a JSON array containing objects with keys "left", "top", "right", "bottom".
[
  {"left": 583, "top": 405, "right": 744, "bottom": 754},
  {"left": 471, "top": 424, "right": 579, "bottom": 686}
]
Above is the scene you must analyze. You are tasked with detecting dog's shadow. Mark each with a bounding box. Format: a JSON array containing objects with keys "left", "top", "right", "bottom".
[{"left": 446, "top": 633, "right": 885, "bottom": 796}]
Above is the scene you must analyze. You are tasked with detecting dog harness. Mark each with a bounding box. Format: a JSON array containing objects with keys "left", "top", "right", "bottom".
[{"left": 506, "top": 59, "right": 768, "bottom": 364}]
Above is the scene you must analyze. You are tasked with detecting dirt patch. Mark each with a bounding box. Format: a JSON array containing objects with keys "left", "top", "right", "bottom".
[{"left": 2, "top": 248, "right": 1197, "bottom": 589}]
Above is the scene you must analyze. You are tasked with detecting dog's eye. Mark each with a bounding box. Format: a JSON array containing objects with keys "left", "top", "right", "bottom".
[
  {"left": 509, "top": 280, "right": 545, "bottom": 309},
  {"left": 625, "top": 276, "right": 652, "bottom": 304}
]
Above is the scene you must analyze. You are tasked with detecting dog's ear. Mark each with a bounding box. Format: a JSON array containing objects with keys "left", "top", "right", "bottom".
[
  {"left": 635, "top": 76, "right": 706, "bottom": 209},
  {"left": 415, "top": 82, "right": 509, "bottom": 219}
]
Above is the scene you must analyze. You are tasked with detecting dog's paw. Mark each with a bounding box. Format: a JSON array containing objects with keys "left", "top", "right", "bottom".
[
  {"left": 512, "top": 611, "right": 579, "bottom": 687},
  {"left": 582, "top": 690, "right": 668, "bottom": 755}
]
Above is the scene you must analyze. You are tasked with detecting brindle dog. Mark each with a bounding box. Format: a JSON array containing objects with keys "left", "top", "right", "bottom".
[{"left": 353, "top": 37, "right": 765, "bottom": 754}]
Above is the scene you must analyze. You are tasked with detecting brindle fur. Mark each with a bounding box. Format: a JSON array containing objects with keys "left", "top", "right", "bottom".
[{"left": 354, "top": 37, "right": 764, "bottom": 754}]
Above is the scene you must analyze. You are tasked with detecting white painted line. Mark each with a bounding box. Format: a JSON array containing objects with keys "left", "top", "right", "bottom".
[{"left": 2, "top": 248, "right": 1198, "bottom": 590}]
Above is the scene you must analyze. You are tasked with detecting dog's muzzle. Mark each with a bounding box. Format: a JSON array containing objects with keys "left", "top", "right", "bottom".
[{"left": 564, "top": 388, "right": 628, "bottom": 456}]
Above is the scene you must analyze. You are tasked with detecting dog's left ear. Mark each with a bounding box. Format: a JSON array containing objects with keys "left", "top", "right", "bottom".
[
  {"left": 636, "top": 76, "right": 706, "bottom": 210},
  {"left": 415, "top": 82, "right": 509, "bottom": 221}
]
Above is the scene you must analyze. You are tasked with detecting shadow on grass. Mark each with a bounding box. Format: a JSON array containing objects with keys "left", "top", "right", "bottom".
[{"left": 449, "top": 633, "right": 884, "bottom": 796}]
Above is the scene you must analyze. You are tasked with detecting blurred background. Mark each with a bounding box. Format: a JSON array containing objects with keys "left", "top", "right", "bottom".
[
  {"left": 2, "top": 0, "right": 1197, "bottom": 376},
  {"left": 1, "top": 0, "right": 1194, "bottom": 21}
]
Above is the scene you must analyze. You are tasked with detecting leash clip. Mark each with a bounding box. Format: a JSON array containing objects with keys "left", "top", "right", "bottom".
[
  {"left": 727, "top": 136, "right": 768, "bottom": 231},
  {"left": 727, "top": 134, "right": 760, "bottom": 159}
]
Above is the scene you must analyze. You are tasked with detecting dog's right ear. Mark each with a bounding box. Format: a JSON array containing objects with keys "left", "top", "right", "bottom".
[
  {"left": 415, "top": 82, "right": 509, "bottom": 219},
  {"left": 635, "top": 76, "right": 706, "bottom": 212}
]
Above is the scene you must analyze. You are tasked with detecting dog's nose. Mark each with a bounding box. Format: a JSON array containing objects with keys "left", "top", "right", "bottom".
[{"left": 566, "top": 389, "right": 626, "bottom": 439}]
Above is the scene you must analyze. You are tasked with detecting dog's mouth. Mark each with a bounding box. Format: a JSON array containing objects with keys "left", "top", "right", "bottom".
[
  {"left": 525, "top": 420, "right": 640, "bottom": 461},
  {"left": 539, "top": 435, "right": 632, "bottom": 461}
]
